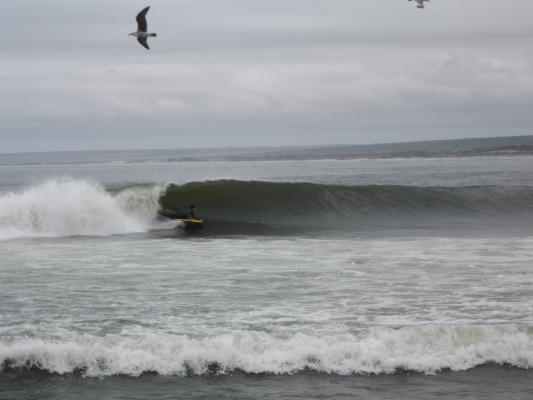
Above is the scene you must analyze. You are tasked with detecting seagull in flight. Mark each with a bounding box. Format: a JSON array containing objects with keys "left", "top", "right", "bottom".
[
  {"left": 129, "top": 6, "right": 157, "bottom": 50},
  {"left": 409, "top": 0, "right": 429, "bottom": 9}
]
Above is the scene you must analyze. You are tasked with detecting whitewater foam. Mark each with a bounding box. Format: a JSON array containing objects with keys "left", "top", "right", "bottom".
[
  {"left": 0, "top": 179, "right": 165, "bottom": 241},
  {"left": 2, "top": 325, "right": 533, "bottom": 377}
]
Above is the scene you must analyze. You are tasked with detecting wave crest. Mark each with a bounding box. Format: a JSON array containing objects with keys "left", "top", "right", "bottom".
[
  {"left": 2, "top": 325, "right": 533, "bottom": 377},
  {"left": 3, "top": 179, "right": 533, "bottom": 240},
  {"left": 159, "top": 180, "right": 533, "bottom": 229},
  {"left": 0, "top": 179, "right": 164, "bottom": 240}
]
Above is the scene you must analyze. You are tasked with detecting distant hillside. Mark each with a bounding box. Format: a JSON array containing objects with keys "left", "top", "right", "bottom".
[
  {"left": 1, "top": 135, "right": 533, "bottom": 165},
  {"left": 223, "top": 135, "right": 533, "bottom": 161}
]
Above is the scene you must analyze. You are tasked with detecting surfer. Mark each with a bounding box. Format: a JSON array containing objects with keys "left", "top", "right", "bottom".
[
  {"left": 182, "top": 205, "right": 203, "bottom": 232},
  {"left": 185, "top": 205, "right": 198, "bottom": 220}
]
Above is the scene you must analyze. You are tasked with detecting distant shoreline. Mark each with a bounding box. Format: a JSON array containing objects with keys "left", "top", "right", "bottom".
[
  {"left": 1, "top": 134, "right": 533, "bottom": 166},
  {"left": 1, "top": 153, "right": 533, "bottom": 168}
]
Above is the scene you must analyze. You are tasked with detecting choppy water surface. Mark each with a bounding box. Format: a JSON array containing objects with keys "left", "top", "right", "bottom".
[{"left": 1, "top": 156, "right": 533, "bottom": 399}]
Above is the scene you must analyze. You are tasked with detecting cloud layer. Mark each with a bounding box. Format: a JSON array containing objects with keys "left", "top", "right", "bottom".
[{"left": 1, "top": 0, "right": 533, "bottom": 152}]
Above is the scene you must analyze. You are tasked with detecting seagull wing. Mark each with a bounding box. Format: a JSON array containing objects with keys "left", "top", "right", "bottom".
[
  {"left": 137, "top": 37, "right": 150, "bottom": 50},
  {"left": 136, "top": 6, "right": 150, "bottom": 32}
]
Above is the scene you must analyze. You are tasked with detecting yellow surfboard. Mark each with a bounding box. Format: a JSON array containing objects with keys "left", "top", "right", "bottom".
[{"left": 175, "top": 218, "right": 204, "bottom": 224}]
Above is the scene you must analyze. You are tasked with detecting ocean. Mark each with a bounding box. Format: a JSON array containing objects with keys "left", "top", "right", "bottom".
[{"left": 1, "top": 153, "right": 533, "bottom": 399}]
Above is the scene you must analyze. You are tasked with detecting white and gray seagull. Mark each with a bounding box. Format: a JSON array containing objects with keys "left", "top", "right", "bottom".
[
  {"left": 408, "top": 0, "right": 429, "bottom": 9},
  {"left": 129, "top": 6, "right": 157, "bottom": 50}
]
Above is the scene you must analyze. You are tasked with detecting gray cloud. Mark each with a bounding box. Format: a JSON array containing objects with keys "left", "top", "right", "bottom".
[{"left": 1, "top": 0, "right": 533, "bottom": 152}]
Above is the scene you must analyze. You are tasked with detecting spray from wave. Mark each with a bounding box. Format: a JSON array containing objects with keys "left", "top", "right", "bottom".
[
  {"left": 0, "top": 179, "right": 166, "bottom": 241},
  {"left": 2, "top": 325, "right": 533, "bottom": 377}
]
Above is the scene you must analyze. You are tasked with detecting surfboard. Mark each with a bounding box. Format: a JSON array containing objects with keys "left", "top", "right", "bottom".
[
  {"left": 176, "top": 218, "right": 204, "bottom": 231},
  {"left": 175, "top": 218, "right": 204, "bottom": 224}
]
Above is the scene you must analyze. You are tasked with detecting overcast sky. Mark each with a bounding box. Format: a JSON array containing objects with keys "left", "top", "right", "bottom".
[{"left": 1, "top": 0, "right": 533, "bottom": 153}]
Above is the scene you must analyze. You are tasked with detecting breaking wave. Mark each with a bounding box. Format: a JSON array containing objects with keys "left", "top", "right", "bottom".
[
  {"left": 159, "top": 180, "right": 533, "bottom": 230},
  {"left": 2, "top": 325, "right": 533, "bottom": 377},
  {"left": 2, "top": 179, "right": 533, "bottom": 240},
  {"left": 0, "top": 179, "right": 166, "bottom": 241}
]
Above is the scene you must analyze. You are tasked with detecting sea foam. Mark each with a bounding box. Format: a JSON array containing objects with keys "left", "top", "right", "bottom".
[
  {"left": 0, "top": 179, "right": 164, "bottom": 241},
  {"left": 1, "top": 325, "right": 532, "bottom": 377}
]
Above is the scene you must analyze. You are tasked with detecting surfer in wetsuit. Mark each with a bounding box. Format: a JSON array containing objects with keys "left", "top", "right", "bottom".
[{"left": 185, "top": 205, "right": 198, "bottom": 220}]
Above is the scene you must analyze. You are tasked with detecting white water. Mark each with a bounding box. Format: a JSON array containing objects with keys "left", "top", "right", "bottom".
[
  {"left": 2, "top": 233, "right": 533, "bottom": 377},
  {"left": 2, "top": 325, "right": 532, "bottom": 377},
  {"left": 0, "top": 179, "right": 165, "bottom": 241}
]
